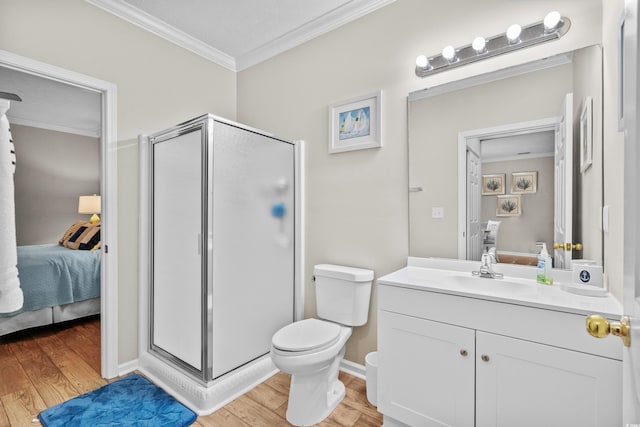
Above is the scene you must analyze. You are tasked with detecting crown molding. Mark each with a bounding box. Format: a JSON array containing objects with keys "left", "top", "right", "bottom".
[
  {"left": 85, "top": 0, "right": 236, "bottom": 71},
  {"left": 86, "top": 0, "right": 396, "bottom": 72},
  {"left": 236, "top": 0, "right": 396, "bottom": 71}
]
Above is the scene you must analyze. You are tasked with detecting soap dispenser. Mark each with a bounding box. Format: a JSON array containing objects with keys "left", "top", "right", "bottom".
[{"left": 536, "top": 242, "right": 553, "bottom": 285}]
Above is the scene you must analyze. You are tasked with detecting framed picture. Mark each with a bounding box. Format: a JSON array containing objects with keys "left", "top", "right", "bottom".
[
  {"left": 511, "top": 171, "right": 537, "bottom": 194},
  {"left": 580, "top": 96, "right": 593, "bottom": 173},
  {"left": 329, "top": 91, "right": 381, "bottom": 153},
  {"left": 481, "top": 174, "right": 505, "bottom": 195},
  {"left": 496, "top": 195, "right": 522, "bottom": 217}
]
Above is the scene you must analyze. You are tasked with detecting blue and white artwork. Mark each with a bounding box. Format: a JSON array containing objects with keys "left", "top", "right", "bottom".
[{"left": 339, "top": 106, "right": 370, "bottom": 140}]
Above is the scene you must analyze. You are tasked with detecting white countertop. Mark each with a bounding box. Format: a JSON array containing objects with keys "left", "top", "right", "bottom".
[{"left": 377, "top": 257, "right": 623, "bottom": 318}]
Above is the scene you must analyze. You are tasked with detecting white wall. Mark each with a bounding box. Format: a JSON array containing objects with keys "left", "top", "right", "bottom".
[
  {"left": 13, "top": 125, "right": 100, "bottom": 245},
  {"left": 238, "top": 0, "right": 604, "bottom": 365},
  {"left": 0, "top": 0, "right": 237, "bottom": 364}
]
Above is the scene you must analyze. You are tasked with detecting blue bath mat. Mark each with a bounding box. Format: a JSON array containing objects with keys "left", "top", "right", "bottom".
[{"left": 38, "top": 374, "right": 197, "bottom": 427}]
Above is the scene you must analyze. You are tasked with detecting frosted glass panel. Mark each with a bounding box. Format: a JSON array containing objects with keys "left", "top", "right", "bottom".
[
  {"left": 211, "top": 122, "right": 295, "bottom": 377},
  {"left": 152, "top": 128, "right": 202, "bottom": 370}
]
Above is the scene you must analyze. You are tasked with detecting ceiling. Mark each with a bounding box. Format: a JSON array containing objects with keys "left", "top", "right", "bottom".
[
  {"left": 87, "top": 0, "right": 396, "bottom": 71},
  {"left": 0, "top": 66, "right": 102, "bottom": 138},
  {"left": 0, "top": 0, "right": 394, "bottom": 136},
  {"left": 482, "top": 131, "right": 555, "bottom": 163}
]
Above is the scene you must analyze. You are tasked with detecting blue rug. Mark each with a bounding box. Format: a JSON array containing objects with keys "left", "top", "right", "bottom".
[{"left": 38, "top": 374, "right": 197, "bottom": 427}]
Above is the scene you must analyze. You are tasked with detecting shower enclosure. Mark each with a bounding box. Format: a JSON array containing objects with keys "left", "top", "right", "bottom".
[{"left": 138, "top": 114, "right": 302, "bottom": 413}]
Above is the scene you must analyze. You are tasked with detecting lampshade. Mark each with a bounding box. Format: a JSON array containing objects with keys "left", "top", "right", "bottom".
[{"left": 78, "top": 194, "right": 101, "bottom": 223}]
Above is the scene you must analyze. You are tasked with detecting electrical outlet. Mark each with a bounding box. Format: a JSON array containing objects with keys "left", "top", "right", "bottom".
[{"left": 432, "top": 207, "right": 444, "bottom": 218}]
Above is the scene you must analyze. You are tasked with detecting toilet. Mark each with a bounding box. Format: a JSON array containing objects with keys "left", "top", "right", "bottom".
[{"left": 270, "top": 264, "right": 374, "bottom": 426}]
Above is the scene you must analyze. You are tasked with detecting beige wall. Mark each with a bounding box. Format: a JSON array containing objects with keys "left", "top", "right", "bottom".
[
  {"left": 0, "top": 0, "right": 614, "bottom": 369},
  {"left": 13, "top": 125, "right": 100, "bottom": 245},
  {"left": 573, "top": 45, "right": 604, "bottom": 266},
  {"left": 0, "top": 0, "right": 237, "bottom": 364},
  {"left": 408, "top": 64, "right": 572, "bottom": 259},
  {"left": 238, "top": 0, "right": 604, "bottom": 364},
  {"left": 602, "top": 0, "right": 625, "bottom": 301},
  {"left": 482, "top": 157, "right": 555, "bottom": 254}
]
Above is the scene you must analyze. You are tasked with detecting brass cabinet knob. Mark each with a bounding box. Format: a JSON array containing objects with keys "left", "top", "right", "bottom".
[
  {"left": 481, "top": 354, "right": 490, "bottom": 362},
  {"left": 586, "top": 315, "right": 631, "bottom": 347},
  {"left": 460, "top": 349, "right": 468, "bottom": 357}
]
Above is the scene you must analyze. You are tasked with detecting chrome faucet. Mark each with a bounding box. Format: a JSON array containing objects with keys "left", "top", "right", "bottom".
[{"left": 472, "top": 252, "right": 504, "bottom": 279}]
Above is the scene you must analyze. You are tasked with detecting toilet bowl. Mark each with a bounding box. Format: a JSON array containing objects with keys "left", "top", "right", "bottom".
[
  {"left": 270, "top": 264, "right": 373, "bottom": 426},
  {"left": 271, "top": 318, "right": 352, "bottom": 425}
]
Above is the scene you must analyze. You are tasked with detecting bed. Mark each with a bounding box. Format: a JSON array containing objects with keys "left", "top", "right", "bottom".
[{"left": 0, "top": 244, "right": 101, "bottom": 336}]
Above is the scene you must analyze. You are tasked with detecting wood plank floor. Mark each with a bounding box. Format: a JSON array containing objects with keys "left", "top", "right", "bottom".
[{"left": 0, "top": 317, "right": 382, "bottom": 427}]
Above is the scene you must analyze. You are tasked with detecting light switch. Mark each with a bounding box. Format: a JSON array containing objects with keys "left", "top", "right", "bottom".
[{"left": 432, "top": 207, "right": 444, "bottom": 218}]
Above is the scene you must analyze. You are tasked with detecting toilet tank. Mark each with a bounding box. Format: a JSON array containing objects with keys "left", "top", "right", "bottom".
[{"left": 314, "top": 264, "right": 374, "bottom": 326}]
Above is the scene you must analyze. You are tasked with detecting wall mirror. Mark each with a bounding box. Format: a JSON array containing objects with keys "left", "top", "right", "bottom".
[{"left": 408, "top": 45, "right": 603, "bottom": 269}]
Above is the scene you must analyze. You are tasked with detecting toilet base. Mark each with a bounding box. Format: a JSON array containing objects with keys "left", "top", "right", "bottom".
[{"left": 285, "top": 347, "right": 346, "bottom": 426}]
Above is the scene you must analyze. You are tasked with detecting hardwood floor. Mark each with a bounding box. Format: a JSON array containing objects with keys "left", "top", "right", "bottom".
[{"left": 0, "top": 317, "right": 382, "bottom": 427}]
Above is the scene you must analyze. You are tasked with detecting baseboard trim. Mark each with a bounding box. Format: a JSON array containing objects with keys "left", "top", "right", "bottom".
[
  {"left": 340, "top": 359, "right": 366, "bottom": 380},
  {"left": 118, "top": 359, "right": 139, "bottom": 377}
]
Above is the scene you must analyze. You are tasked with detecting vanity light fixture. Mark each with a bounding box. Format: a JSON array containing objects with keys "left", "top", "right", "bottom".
[
  {"left": 415, "top": 54, "right": 431, "bottom": 70},
  {"left": 506, "top": 24, "right": 522, "bottom": 44},
  {"left": 472, "top": 36, "right": 487, "bottom": 54},
  {"left": 414, "top": 11, "right": 571, "bottom": 78},
  {"left": 544, "top": 11, "right": 562, "bottom": 32},
  {"left": 442, "top": 45, "right": 457, "bottom": 63}
]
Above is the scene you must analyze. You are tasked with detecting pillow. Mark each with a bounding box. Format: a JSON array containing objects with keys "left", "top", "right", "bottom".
[
  {"left": 65, "top": 222, "right": 101, "bottom": 250},
  {"left": 59, "top": 221, "right": 90, "bottom": 246}
]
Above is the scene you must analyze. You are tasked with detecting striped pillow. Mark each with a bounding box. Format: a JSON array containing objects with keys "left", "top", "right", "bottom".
[
  {"left": 59, "top": 221, "right": 101, "bottom": 250},
  {"left": 65, "top": 222, "right": 101, "bottom": 250},
  {"left": 59, "top": 221, "right": 89, "bottom": 246}
]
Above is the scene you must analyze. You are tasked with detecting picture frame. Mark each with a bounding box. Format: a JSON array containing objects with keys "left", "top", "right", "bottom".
[
  {"left": 511, "top": 171, "right": 537, "bottom": 194},
  {"left": 580, "top": 96, "right": 593, "bottom": 173},
  {"left": 481, "top": 174, "right": 505, "bottom": 195},
  {"left": 496, "top": 195, "right": 522, "bottom": 217},
  {"left": 329, "top": 91, "right": 382, "bottom": 153}
]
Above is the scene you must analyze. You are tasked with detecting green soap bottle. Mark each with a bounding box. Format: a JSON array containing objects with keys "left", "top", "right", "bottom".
[{"left": 536, "top": 242, "right": 553, "bottom": 285}]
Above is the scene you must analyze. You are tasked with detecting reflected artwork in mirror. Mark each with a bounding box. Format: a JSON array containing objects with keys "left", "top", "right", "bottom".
[{"left": 408, "top": 45, "right": 603, "bottom": 269}]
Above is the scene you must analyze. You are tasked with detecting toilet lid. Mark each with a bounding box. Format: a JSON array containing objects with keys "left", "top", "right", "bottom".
[{"left": 272, "top": 318, "right": 341, "bottom": 352}]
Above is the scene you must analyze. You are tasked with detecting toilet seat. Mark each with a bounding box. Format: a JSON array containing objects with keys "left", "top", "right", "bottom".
[{"left": 272, "top": 318, "right": 340, "bottom": 353}]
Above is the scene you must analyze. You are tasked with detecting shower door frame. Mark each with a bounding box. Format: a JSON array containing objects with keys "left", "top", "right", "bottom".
[{"left": 148, "top": 115, "right": 214, "bottom": 382}]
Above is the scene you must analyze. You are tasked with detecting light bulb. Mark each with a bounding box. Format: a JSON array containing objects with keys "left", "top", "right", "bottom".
[
  {"left": 472, "top": 36, "right": 486, "bottom": 53},
  {"left": 544, "top": 11, "right": 561, "bottom": 32},
  {"left": 416, "top": 55, "right": 430, "bottom": 69},
  {"left": 442, "top": 45, "right": 456, "bottom": 62},
  {"left": 506, "top": 24, "right": 522, "bottom": 43}
]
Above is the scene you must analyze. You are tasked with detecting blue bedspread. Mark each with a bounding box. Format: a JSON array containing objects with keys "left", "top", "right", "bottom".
[{"left": 8, "top": 244, "right": 101, "bottom": 316}]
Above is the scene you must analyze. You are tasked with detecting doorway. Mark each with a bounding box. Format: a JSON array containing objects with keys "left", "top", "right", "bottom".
[
  {"left": 458, "top": 116, "right": 565, "bottom": 265},
  {"left": 0, "top": 49, "right": 118, "bottom": 378}
]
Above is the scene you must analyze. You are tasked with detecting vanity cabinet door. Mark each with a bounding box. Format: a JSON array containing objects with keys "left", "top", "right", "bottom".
[
  {"left": 378, "top": 310, "right": 475, "bottom": 426},
  {"left": 475, "top": 331, "right": 621, "bottom": 427}
]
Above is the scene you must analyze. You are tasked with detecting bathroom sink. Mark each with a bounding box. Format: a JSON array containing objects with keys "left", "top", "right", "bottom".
[{"left": 444, "top": 273, "right": 536, "bottom": 295}]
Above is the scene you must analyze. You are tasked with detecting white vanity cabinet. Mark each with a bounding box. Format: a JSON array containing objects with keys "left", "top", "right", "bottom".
[
  {"left": 474, "top": 331, "right": 620, "bottom": 427},
  {"left": 379, "top": 310, "right": 475, "bottom": 426},
  {"left": 377, "top": 267, "right": 623, "bottom": 427}
]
